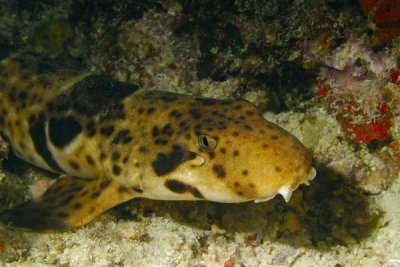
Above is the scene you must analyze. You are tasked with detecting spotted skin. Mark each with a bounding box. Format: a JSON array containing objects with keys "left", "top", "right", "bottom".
[{"left": 0, "top": 53, "right": 316, "bottom": 232}]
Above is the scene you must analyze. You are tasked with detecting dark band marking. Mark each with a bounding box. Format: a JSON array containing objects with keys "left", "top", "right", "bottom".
[
  {"left": 112, "top": 165, "right": 122, "bottom": 176},
  {"left": 100, "top": 125, "right": 115, "bottom": 137},
  {"left": 161, "top": 124, "right": 174, "bottom": 136},
  {"left": 164, "top": 179, "right": 205, "bottom": 199},
  {"left": 165, "top": 179, "right": 187, "bottom": 193},
  {"left": 29, "top": 113, "right": 63, "bottom": 172},
  {"left": 112, "top": 129, "right": 132, "bottom": 144},
  {"left": 212, "top": 164, "right": 226, "bottom": 179},
  {"left": 100, "top": 180, "right": 111, "bottom": 189},
  {"left": 50, "top": 74, "right": 139, "bottom": 117},
  {"left": 86, "top": 121, "right": 96, "bottom": 137},
  {"left": 152, "top": 144, "right": 196, "bottom": 176},
  {"left": 48, "top": 116, "right": 82, "bottom": 148}
]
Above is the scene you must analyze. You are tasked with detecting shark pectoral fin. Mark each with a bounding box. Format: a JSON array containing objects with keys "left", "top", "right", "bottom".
[{"left": 0, "top": 175, "right": 136, "bottom": 232}]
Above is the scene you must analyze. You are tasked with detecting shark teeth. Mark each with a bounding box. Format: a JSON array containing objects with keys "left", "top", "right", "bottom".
[
  {"left": 300, "top": 167, "right": 317, "bottom": 186},
  {"left": 278, "top": 186, "right": 293, "bottom": 202}
]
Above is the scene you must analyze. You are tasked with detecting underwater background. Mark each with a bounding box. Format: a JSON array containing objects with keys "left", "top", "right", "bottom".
[{"left": 1, "top": 0, "right": 400, "bottom": 266}]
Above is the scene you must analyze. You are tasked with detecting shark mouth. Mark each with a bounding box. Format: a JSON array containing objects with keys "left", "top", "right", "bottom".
[{"left": 254, "top": 167, "right": 317, "bottom": 203}]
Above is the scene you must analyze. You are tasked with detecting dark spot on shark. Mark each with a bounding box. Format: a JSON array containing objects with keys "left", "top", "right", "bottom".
[
  {"left": 152, "top": 126, "right": 159, "bottom": 137},
  {"left": 100, "top": 180, "right": 111, "bottom": 189},
  {"left": 49, "top": 116, "right": 82, "bottom": 148},
  {"left": 133, "top": 186, "right": 143, "bottom": 193},
  {"left": 190, "top": 187, "right": 204, "bottom": 199},
  {"left": 165, "top": 179, "right": 187, "bottom": 193},
  {"left": 165, "top": 179, "right": 205, "bottom": 199},
  {"left": 86, "top": 121, "right": 96, "bottom": 137},
  {"left": 112, "top": 165, "right": 122, "bottom": 176},
  {"left": 112, "top": 129, "right": 132, "bottom": 144},
  {"left": 161, "top": 124, "right": 174, "bottom": 136},
  {"left": 169, "top": 109, "right": 182, "bottom": 119},
  {"left": 154, "top": 138, "right": 168, "bottom": 146},
  {"left": 152, "top": 144, "right": 196, "bottom": 176},
  {"left": 212, "top": 164, "right": 226, "bottom": 179},
  {"left": 69, "top": 160, "right": 80, "bottom": 170},
  {"left": 100, "top": 125, "right": 115, "bottom": 137},
  {"left": 244, "top": 125, "right": 252, "bottom": 131}
]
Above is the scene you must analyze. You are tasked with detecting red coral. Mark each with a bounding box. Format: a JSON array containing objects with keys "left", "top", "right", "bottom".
[
  {"left": 337, "top": 99, "right": 392, "bottom": 144},
  {"left": 359, "top": 0, "right": 400, "bottom": 44},
  {"left": 360, "top": 0, "right": 400, "bottom": 25},
  {"left": 317, "top": 78, "right": 392, "bottom": 144},
  {"left": 337, "top": 115, "right": 391, "bottom": 144},
  {"left": 390, "top": 69, "right": 400, "bottom": 83}
]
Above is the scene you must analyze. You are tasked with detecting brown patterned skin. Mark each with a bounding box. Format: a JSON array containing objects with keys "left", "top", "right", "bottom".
[{"left": 0, "top": 53, "right": 315, "bottom": 232}]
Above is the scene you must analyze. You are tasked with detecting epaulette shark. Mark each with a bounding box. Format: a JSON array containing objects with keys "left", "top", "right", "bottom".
[{"left": 0, "top": 53, "right": 316, "bottom": 232}]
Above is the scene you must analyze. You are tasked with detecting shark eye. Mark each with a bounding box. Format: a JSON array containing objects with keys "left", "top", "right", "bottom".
[{"left": 197, "top": 134, "right": 217, "bottom": 151}]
